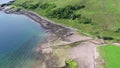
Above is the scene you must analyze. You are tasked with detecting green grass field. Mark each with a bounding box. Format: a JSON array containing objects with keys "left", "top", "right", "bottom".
[
  {"left": 98, "top": 45, "right": 120, "bottom": 68},
  {"left": 11, "top": 0, "right": 120, "bottom": 41}
]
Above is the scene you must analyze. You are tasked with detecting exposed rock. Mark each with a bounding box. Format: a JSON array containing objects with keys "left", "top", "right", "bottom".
[
  {"left": 67, "top": 42, "right": 96, "bottom": 68},
  {"left": 1, "top": 6, "right": 107, "bottom": 68},
  {"left": 112, "top": 43, "right": 120, "bottom": 46},
  {"left": 2, "top": 7, "right": 74, "bottom": 41},
  {"left": 37, "top": 47, "right": 53, "bottom": 55}
]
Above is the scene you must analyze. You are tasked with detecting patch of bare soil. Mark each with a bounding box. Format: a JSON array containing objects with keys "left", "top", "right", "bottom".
[
  {"left": 36, "top": 32, "right": 105, "bottom": 68},
  {"left": 67, "top": 42, "right": 98, "bottom": 68}
]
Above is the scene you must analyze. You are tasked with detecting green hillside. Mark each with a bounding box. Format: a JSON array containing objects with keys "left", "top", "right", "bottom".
[{"left": 11, "top": 0, "right": 120, "bottom": 42}]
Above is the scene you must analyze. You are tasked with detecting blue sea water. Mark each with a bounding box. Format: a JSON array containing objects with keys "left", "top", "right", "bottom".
[{"left": 0, "top": 11, "right": 47, "bottom": 68}]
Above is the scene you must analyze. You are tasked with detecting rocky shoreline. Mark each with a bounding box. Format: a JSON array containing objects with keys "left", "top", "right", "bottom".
[
  {"left": 0, "top": 6, "right": 74, "bottom": 41},
  {"left": 0, "top": 6, "right": 106, "bottom": 68},
  {"left": 0, "top": 6, "right": 78, "bottom": 68}
]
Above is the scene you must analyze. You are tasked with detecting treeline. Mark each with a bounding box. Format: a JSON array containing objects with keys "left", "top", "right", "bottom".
[
  {"left": 47, "top": 5, "right": 85, "bottom": 19},
  {"left": 40, "top": 3, "right": 56, "bottom": 10},
  {"left": 97, "top": 35, "right": 114, "bottom": 40},
  {"left": 14, "top": 1, "right": 56, "bottom": 10},
  {"left": 16, "top": 1, "right": 40, "bottom": 9},
  {"left": 13, "top": 2, "right": 93, "bottom": 24},
  {"left": 46, "top": 5, "right": 93, "bottom": 24}
]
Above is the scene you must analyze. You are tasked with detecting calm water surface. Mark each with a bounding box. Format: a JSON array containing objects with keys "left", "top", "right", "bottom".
[
  {"left": 0, "top": 0, "right": 13, "bottom": 4},
  {"left": 0, "top": 11, "right": 47, "bottom": 68}
]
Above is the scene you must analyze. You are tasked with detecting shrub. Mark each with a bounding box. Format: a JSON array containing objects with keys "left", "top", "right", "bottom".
[
  {"left": 28, "top": 3, "right": 39, "bottom": 9},
  {"left": 47, "top": 5, "right": 85, "bottom": 19},
  {"left": 18, "top": 1, "right": 40, "bottom": 9},
  {"left": 65, "top": 59, "right": 77, "bottom": 68},
  {"left": 102, "top": 36, "right": 114, "bottom": 40},
  {"left": 49, "top": 7, "right": 73, "bottom": 19},
  {"left": 15, "top": 7, "right": 22, "bottom": 11},
  {"left": 97, "top": 35, "right": 114, "bottom": 40},
  {"left": 115, "top": 28, "right": 120, "bottom": 33},
  {"left": 20, "top": 1, "right": 30, "bottom": 8},
  {"left": 40, "top": 3, "right": 56, "bottom": 10},
  {"left": 103, "top": 36, "right": 114, "bottom": 40},
  {"left": 78, "top": 17, "right": 92, "bottom": 24},
  {"left": 1, "top": 4, "right": 8, "bottom": 7},
  {"left": 71, "top": 14, "right": 81, "bottom": 20}
]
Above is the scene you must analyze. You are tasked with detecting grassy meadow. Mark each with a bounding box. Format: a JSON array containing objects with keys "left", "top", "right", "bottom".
[
  {"left": 10, "top": 0, "right": 120, "bottom": 41},
  {"left": 98, "top": 45, "right": 120, "bottom": 68}
]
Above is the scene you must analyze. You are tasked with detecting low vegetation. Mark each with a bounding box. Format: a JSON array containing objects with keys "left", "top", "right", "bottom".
[
  {"left": 9, "top": 0, "right": 120, "bottom": 42},
  {"left": 47, "top": 5, "right": 85, "bottom": 19},
  {"left": 65, "top": 59, "right": 77, "bottom": 68},
  {"left": 4, "top": 0, "right": 120, "bottom": 68},
  {"left": 98, "top": 45, "right": 120, "bottom": 68}
]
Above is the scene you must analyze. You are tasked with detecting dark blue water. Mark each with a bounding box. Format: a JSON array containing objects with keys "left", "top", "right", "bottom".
[{"left": 0, "top": 11, "right": 47, "bottom": 68}]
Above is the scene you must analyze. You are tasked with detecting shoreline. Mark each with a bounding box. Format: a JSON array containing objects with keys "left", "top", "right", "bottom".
[
  {"left": 0, "top": 6, "right": 75, "bottom": 41},
  {"left": 0, "top": 6, "right": 79, "bottom": 68},
  {"left": 0, "top": 6, "right": 105, "bottom": 68},
  {"left": 1, "top": 2, "right": 120, "bottom": 68}
]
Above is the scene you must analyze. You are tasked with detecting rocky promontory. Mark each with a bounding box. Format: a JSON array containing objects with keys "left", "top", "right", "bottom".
[{"left": 0, "top": 6, "right": 74, "bottom": 41}]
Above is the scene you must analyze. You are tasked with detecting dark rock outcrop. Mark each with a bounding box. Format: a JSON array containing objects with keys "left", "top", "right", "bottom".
[{"left": 3, "top": 8, "right": 74, "bottom": 41}]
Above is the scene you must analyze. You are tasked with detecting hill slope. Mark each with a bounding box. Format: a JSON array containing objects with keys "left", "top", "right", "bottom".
[{"left": 11, "top": 0, "right": 120, "bottom": 42}]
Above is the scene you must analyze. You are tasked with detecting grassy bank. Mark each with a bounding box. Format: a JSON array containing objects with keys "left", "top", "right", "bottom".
[
  {"left": 9, "top": 0, "right": 120, "bottom": 42},
  {"left": 98, "top": 44, "right": 120, "bottom": 68}
]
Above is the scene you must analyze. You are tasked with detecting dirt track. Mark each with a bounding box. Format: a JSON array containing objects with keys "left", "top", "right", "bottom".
[{"left": 67, "top": 42, "right": 98, "bottom": 68}]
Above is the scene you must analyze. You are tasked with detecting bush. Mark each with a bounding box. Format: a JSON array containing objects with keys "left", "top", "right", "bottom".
[
  {"left": 48, "top": 7, "right": 73, "bottom": 19},
  {"left": 18, "top": 1, "right": 40, "bottom": 9},
  {"left": 103, "top": 36, "right": 114, "bottom": 40},
  {"left": 115, "top": 28, "right": 120, "bottom": 33},
  {"left": 40, "top": 3, "right": 56, "bottom": 10},
  {"left": 28, "top": 3, "right": 39, "bottom": 9},
  {"left": 71, "top": 14, "right": 81, "bottom": 20},
  {"left": 15, "top": 7, "right": 22, "bottom": 11},
  {"left": 78, "top": 17, "right": 92, "bottom": 24},
  {"left": 65, "top": 59, "right": 77, "bottom": 68},
  {"left": 19, "top": 1, "right": 30, "bottom": 8},
  {"left": 47, "top": 5, "right": 85, "bottom": 19},
  {"left": 97, "top": 35, "right": 114, "bottom": 40},
  {"left": 1, "top": 4, "right": 8, "bottom": 7}
]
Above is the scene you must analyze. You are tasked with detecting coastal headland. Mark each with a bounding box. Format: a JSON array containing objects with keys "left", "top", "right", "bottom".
[{"left": 0, "top": 5, "right": 108, "bottom": 68}]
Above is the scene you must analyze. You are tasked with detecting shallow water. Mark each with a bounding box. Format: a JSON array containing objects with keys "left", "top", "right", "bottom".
[
  {"left": 0, "top": 11, "right": 47, "bottom": 68},
  {"left": 0, "top": 0, "right": 13, "bottom": 4}
]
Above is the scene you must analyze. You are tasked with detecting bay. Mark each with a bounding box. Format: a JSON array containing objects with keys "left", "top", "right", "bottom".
[{"left": 0, "top": 11, "right": 47, "bottom": 68}]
